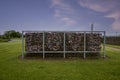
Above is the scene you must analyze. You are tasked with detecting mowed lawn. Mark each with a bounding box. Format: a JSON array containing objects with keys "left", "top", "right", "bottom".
[{"left": 0, "top": 39, "right": 120, "bottom": 80}]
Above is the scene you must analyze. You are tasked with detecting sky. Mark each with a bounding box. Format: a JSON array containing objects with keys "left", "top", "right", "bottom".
[{"left": 0, "top": 0, "right": 120, "bottom": 35}]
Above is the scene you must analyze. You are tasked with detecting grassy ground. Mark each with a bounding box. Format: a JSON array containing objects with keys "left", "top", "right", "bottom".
[
  {"left": 0, "top": 39, "right": 10, "bottom": 42},
  {"left": 0, "top": 39, "right": 120, "bottom": 80},
  {"left": 106, "top": 44, "right": 120, "bottom": 49}
]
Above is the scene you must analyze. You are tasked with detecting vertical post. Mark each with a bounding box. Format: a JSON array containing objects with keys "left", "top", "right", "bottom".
[
  {"left": 103, "top": 31, "right": 106, "bottom": 58},
  {"left": 22, "top": 31, "right": 24, "bottom": 59},
  {"left": 64, "top": 32, "right": 66, "bottom": 58},
  {"left": 84, "top": 32, "right": 86, "bottom": 59},
  {"left": 116, "top": 32, "right": 118, "bottom": 37},
  {"left": 91, "top": 23, "right": 94, "bottom": 33},
  {"left": 43, "top": 31, "right": 45, "bottom": 59}
]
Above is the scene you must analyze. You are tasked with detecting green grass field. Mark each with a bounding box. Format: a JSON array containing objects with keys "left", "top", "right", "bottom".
[
  {"left": 106, "top": 44, "right": 120, "bottom": 49},
  {"left": 0, "top": 39, "right": 120, "bottom": 80}
]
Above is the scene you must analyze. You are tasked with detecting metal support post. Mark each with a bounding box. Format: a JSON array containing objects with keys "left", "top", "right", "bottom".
[
  {"left": 64, "top": 32, "right": 66, "bottom": 58},
  {"left": 43, "top": 32, "right": 45, "bottom": 59},
  {"left": 103, "top": 31, "right": 106, "bottom": 58},
  {"left": 84, "top": 32, "right": 86, "bottom": 59},
  {"left": 22, "top": 31, "right": 24, "bottom": 59}
]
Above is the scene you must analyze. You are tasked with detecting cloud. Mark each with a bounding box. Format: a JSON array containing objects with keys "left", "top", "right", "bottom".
[
  {"left": 61, "top": 17, "right": 76, "bottom": 26},
  {"left": 105, "top": 11, "right": 120, "bottom": 20},
  {"left": 105, "top": 11, "right": 120, "bottom": 30},
  {"left": 79, "top": 1, "right": 109, "bottom": 12},
  {"left": 50, "top": 0, "right": 76, "bottom": 26},
  {"left": 78, "top": 0, "right": 120, "bottom": 31},
  {"left": 112, "top": 20, "right": 120, "bottom": 30},
  {"left": 51, "top": 0, "right": 72, "bottom": 11},
  {"left": 50, "top": 0, "right": 120, "bottom": 30},
  {"left": 78, "top": 0, "right": 116, "bottom": 13}
]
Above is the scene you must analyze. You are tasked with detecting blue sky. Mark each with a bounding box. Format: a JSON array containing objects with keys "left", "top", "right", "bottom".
[{"left": 0, "top": 0, "right": 120, "bottom": 35}]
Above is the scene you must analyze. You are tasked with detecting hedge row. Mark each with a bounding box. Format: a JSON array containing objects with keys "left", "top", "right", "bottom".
[{"left": 106, "top": 36, "right": 120, "bottom": 45}]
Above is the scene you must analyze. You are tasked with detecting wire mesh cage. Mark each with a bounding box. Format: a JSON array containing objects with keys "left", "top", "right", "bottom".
[{"left": 22, "top": 31, "right": 106, "bottom": 59}]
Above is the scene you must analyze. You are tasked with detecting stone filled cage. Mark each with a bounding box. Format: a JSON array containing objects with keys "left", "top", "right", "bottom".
[{"left": 22, "top": 31, "right": 106, "bottom": 59}]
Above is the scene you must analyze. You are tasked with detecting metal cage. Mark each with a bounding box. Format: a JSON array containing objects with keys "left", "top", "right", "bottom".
[{"left": 22, "top": 31, "right": 106, "bottom": 59}]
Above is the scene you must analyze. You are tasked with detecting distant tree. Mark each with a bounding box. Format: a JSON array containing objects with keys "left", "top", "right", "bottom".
[{"left": 4, "top": 30, "right": 21, "bottom": 38}]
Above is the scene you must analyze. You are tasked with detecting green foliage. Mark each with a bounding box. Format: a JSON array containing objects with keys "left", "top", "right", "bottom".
[
  {"left": 4, "top": 30, "right": 21, "bottom": 38},
  {"left": 0, "top": 35, "right": 10, "bottom": 39},
  {"left": 0, "top": 40, "right": 120, "bottom": 80},
  {"left": 0, "top": 35, "right": 10, "bottom": 42},
  {"left": 0, "top": 39, "right": 10, "bottom": 42},
  {"left": 0, "top": 30, "right": 21, "bottom": 42},
  {"left": 106, "top": 36, "right": 120, "bottom": 45}
]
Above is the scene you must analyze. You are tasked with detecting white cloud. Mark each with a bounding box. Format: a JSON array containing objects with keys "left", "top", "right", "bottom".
[
  {"left": 61, "top": 17, "right": 76, "bottom": 26},
  {"left": 112, "top": 20, "right": 120, "bottom": 30},
  {"left": 50, "top": 0, "right": 76, "bottom": 26},
  {"left": 54, "top": 9, "right": 61, "bottom": 17},
  {"left": 78, "top": 0, "right": 117, "bottom": 12},
  {"left": 51, "top": 0, "right": 72, "bottom": 11},
  {"left": 105, "top": 11, "right": 120, "bottom": 30},
  {"left": 78, "top": 0, "right": 120, "bottom": 31},
  {"left": 105, "top": 11, "right": 120, "bottom": 20},
  {"left": 50, "top": 0, "right": 120, "bottom": 30},
  {"left": 79, "top": 1, "right": 109, "bottom": 12}
]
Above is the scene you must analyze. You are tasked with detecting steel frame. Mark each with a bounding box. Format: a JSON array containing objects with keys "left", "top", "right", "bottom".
[{"left": 22, "top": 31, "right": 106, "bottom": 59}]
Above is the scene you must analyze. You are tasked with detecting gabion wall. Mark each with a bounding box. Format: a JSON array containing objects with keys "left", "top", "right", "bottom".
[
  {"left": 86, "top": 34, "right": 101, "bottom": 51},
  {"left": 65, "top": 33, "right": 84, "bottom": 51},
  {"left": 45, "top": 32, "right": 63, "bottom": 51},
  {"left": 25, "top": 32, "right": 102, "bottom": 52}
]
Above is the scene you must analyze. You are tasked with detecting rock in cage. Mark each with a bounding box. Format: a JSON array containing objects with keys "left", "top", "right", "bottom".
[{"left": 25, "top": 32, "right": 102, "bottom": 52}]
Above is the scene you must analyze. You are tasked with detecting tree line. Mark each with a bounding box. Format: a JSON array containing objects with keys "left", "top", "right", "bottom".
[{"left": 0, "top": 30, "right": 21, "bottom": 41}]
